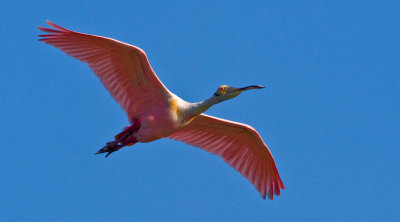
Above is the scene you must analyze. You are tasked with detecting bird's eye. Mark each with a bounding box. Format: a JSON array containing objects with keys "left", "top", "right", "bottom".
[
  {"left": 214, "top": 86, "right": 226, "bottom": 96},
  {"left": 220, "top": 86, "right": 227, "bottom": 95}
]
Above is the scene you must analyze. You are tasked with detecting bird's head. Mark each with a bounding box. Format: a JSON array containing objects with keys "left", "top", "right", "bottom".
[{"left": 213, "top": 85, "right": 265, "bottom": 102}]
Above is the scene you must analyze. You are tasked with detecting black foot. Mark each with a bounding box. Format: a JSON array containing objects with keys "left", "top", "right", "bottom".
[{"left": 95, "top": 142, "right": 120, "bottom": 158}]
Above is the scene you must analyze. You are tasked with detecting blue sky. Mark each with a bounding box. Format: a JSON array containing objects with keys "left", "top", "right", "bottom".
[{"left": 1, "top": 0, "right": 399, "bottom": 221}]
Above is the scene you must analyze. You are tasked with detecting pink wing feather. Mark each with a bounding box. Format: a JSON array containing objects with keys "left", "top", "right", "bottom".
[
  {"left": 38, "top": 21, "right": 171, "bottom": 122},
  {"left": 168, "top": 114, "right": 284, "bottom": 199}
]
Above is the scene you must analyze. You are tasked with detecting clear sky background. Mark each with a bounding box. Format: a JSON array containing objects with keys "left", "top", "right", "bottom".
[{"left": 1, "top": 0, "right": 399, "bottom": 221}]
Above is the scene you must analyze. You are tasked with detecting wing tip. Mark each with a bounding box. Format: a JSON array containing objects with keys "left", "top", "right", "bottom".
[
  {"left": 38, "top": 21, "right": 74, "bottom": 42},
  {"left": 280, "top": 182, "right": 285, "bottom": 190},
  {"left": 38, "top": 20, "right": 71, "bottom": 34},
  {"left": 46, "top": 20, "right": 70, "bottom": 31},
  {"left": 259, "top": 176, "right": 285, "bottom": 200},
  {"left": 262, "top": 194, "right": 267, "bottom": 200}
]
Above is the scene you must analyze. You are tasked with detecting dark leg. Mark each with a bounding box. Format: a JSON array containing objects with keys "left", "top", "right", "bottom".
[
  {"left": 95, "top": 141, "right": 124, "bottom": 157},
  {"left": 95, "top": 121, "right": 140, "bottom": 158}
]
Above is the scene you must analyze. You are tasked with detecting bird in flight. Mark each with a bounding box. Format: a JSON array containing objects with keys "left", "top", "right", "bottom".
[{"left": 38, "top": 21, "right": 284, "bottom": 199}]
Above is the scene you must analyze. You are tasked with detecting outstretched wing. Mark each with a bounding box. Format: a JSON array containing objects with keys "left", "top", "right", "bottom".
[
  {"left": 38, "top": 21, "right": 171, "bottom": 122},
  {"left": 168, "top": 114, "right": 284, "bottom": 199}
]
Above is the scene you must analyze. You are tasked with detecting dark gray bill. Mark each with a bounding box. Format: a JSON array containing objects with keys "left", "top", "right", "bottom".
[{"left": 239, "top": 85, "right": 265, "bottom": 91}]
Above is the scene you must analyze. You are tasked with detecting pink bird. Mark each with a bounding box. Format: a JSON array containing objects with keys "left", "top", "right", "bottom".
[{"left": 38, "top": 21, "right": 284, "bottom": 199}]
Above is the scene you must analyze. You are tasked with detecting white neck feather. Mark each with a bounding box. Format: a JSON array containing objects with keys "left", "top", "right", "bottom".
[{"left": 180, "top": 96, "right": 220, "bottom": 122}]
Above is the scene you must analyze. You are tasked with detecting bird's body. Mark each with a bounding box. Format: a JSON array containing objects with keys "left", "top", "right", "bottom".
[
  {"left": 38, "top": 21, "right": 284, "bottom": 199},
  {"left": 133, "top": 95, "right": 181, "bottom": 143},
  {"left": 133, "top": 95, "right": 195, "bottom": 143}
]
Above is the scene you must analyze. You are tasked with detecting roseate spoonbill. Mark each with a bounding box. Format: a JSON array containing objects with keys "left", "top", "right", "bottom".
[{"left": 38, "top": 21, "right": 284, "bottom": 199}]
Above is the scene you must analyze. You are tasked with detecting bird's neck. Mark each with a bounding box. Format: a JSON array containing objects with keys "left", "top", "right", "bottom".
[{"left": 182, "top": 96, "right": 219, "bottom": 121}]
